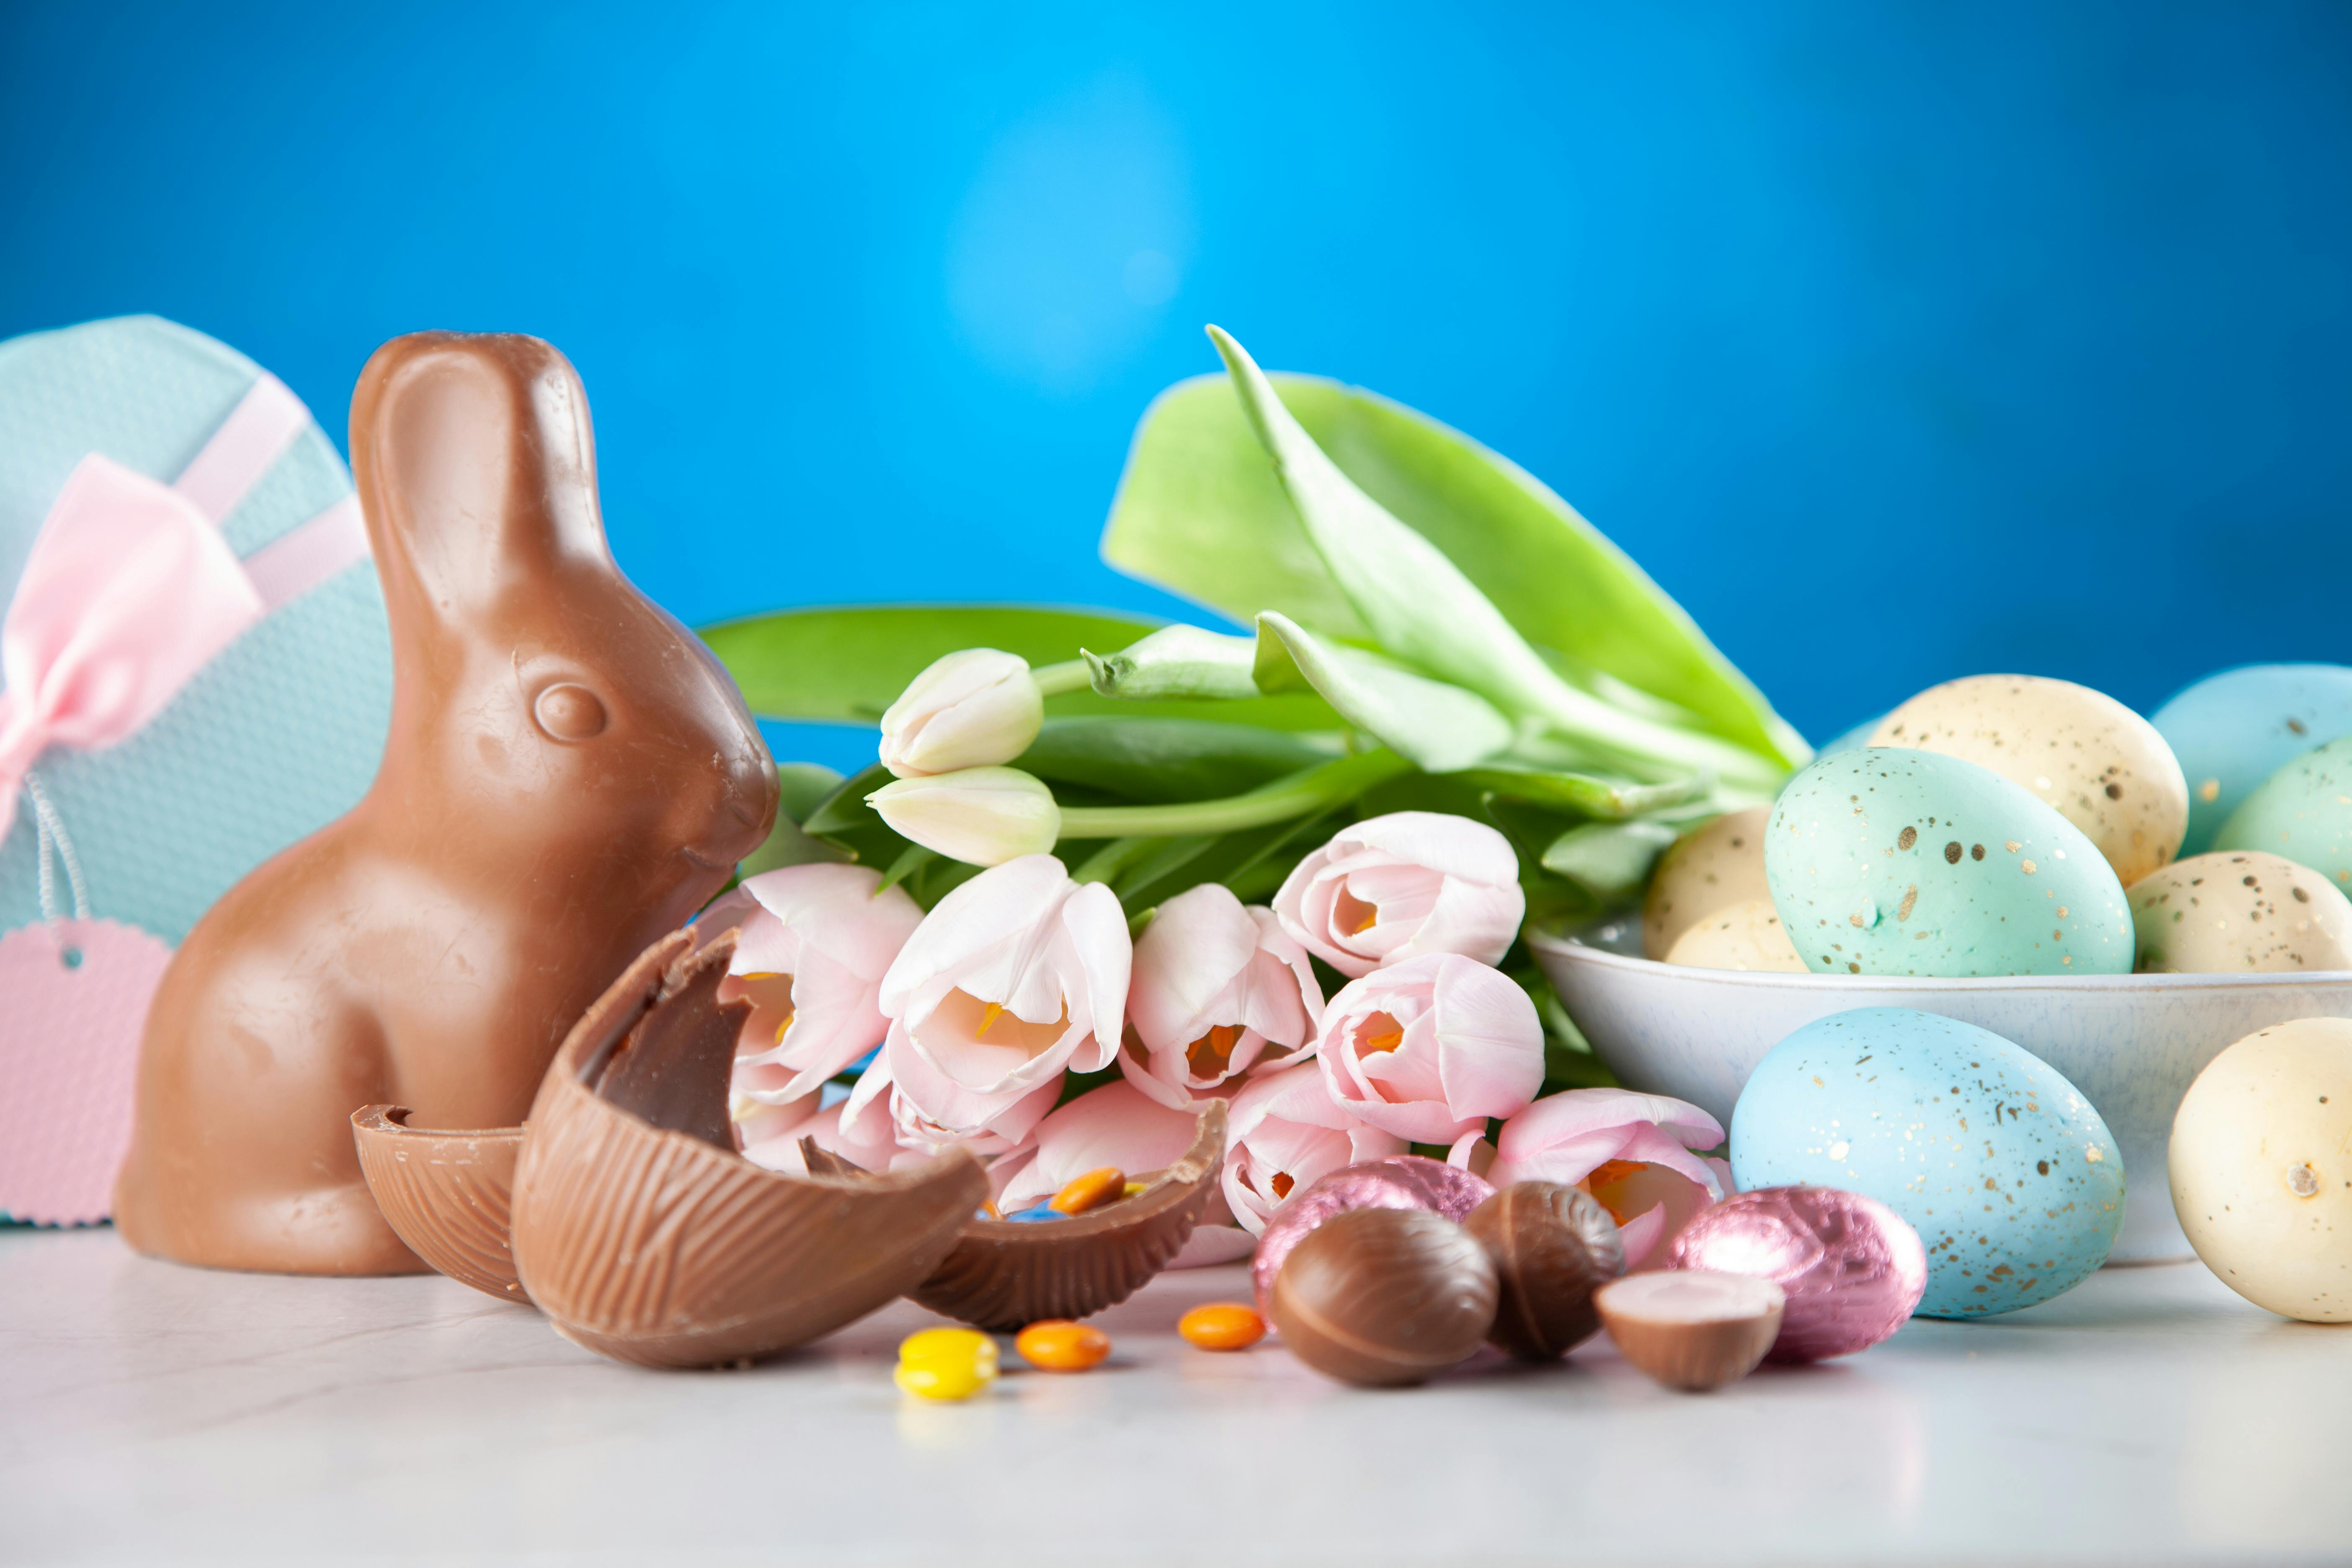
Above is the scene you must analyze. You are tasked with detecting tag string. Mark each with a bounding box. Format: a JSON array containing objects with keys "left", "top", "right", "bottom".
[{"left": 24, "top": 773, "right": 92, "bottom": 925}]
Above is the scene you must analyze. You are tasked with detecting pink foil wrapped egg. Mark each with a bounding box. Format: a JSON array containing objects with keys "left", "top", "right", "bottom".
[
  {"left": 1250, "top": 1155, "right": 1495, "bottom": 1309},
  {"left": 1668, "top": 1186, "right": 1926, "bottom": 1362}
]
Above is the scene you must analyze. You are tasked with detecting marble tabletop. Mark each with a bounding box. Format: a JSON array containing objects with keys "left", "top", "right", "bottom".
[{"left": 3, "top": 1226, "right": 2347, "bottom": 1567}]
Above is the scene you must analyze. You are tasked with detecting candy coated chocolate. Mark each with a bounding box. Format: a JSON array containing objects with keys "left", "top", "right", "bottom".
[
  {"left": 1250, "top": 1155, "right": 1495, "bottom": 1308},
  {"left": 1269, "top": 1207, "right": 1498, "bottom": 1387},
  {"left": 1464, "top": 1181, "right": 1626, "bottom": 1360},
  {"left": 1669, "top": 1186, "right": 1927, "bottom": 1361},
  {"left": 114, "top": 333, "right": 779, "bottom": 1275}
]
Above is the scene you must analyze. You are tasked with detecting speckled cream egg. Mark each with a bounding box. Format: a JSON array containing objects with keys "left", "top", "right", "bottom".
[
  {"left": 2170, "top": 1018, "right": 2352, "bottom": 1322},
  {"left": 2151, "top": 664, "right": 2352, "bottom": 856},
  {"left": 1643, "top": 807, "right": 1772, "bottom": 959},
  {"left": 1870, "top": 675, "right": 2188, "bottom": 886},
  {"left": 1663, "top": 897, "right": 1807, "bottom": 972},
  {"left": 2129, "top": 851, "right": 2352, "bottom": 974},
  {"left": 1731, "top": 1007, "right": 2126, "bottom": 1317},
  {"left": 2215, "top": 735, "right": 2352, "bottom": 893},
  {"left": 1766, "top": 748, "right": 2135, "bottom": 978}
]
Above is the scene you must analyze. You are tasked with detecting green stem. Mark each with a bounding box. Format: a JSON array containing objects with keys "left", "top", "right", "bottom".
[
  {"left": 1056, "top": 748, "right": 1411, "bottom": 840},
  {"left": 1031, "top": 660, "right": 1093, "bottom": 697}
]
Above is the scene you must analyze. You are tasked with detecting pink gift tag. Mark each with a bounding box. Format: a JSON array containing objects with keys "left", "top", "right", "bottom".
[{"left": 0, "top": 918, "right": 173, "bottom": 1225}]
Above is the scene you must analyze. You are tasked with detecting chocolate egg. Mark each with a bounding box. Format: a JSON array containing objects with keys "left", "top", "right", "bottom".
[
  {"left": 1669, "top": 1187, "right": 1926, "bottom": 1360},
  {"left": 1595, "top": 1270, "right": 1785, "bottom": 1392},
  {"left": 1463, "top": 1181, "right": 1626, "bottom": 1359},
  {"left": 1251, "top": 1155, "right": 1494, "bottom": 1309},
  {"left": 1269, "top": 1207, "right": 1499, "bottom": 1387}
]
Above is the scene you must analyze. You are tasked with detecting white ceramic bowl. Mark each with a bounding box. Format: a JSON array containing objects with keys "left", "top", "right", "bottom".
[{"left": 1529, "top": 921, "right": 2352, "bottom": 1262}]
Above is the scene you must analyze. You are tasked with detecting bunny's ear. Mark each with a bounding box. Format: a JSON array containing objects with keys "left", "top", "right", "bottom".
[{"left": 350, "top": 333, "right": 611, "bottom": 627}]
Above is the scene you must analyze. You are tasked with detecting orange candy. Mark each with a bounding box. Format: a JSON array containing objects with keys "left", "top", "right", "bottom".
[
  {"left": 1049, "top": 1166, "right": 1128, "bottom": 1215},
  {"left": 1015, "top": 1319, "right": 1112, "bottom": 1372},
  {"left": 1178, "top": 1302, "right": 1266, "bottom": 1351}
]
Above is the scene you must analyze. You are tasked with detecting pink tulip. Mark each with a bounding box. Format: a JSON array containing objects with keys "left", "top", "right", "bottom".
[
  {"left": 1273, "top": 810, "right": 1525, "bottom": 977},
  {"left": 1120, "top": 882, "right": 1323, "bottom": 1109},
  {"left": 1487, "top": 1088, "right": 1727, "bottom": 1269},
  {"left": 879, "top": 854, "right": 1130, "bottom": 1137},
  {"left": 1316, "top": 952, "right": 1545, "bottom": 1145},
  {"left": 705, "top": 864, "right": 925, "bottom": 1118},
  {"left": 1219, "top": 1061, "right": 1408, "bottom": 1235},
  {"left": 990, "top": 1079, "right": 1204, "bottom": 1213}
]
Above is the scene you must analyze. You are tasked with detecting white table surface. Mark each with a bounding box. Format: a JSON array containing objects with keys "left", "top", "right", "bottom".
[{"left": 3, "top": 1227, "right": 2348, "bottom": 1568}]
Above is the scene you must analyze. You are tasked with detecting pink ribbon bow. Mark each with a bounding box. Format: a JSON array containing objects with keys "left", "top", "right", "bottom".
[{"left": 0, "top": 374, "right": 370, "bottom": 849}]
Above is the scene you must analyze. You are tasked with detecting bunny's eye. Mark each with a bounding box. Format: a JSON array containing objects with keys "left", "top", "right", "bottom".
[{"left": 534, "top": 683, "right": 608, "bottom": 741}]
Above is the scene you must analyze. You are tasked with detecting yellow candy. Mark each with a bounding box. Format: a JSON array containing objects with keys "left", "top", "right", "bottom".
[
  {"left": 895, "top": 1327, "right": 999, "bottom": 1401},
  {"left": 1015, "top": 1319, "right": 1111, "bottom": 1372}
]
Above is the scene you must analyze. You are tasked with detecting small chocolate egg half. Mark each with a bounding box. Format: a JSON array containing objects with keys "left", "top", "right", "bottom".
[
  {"left": 1669, "top": 1186, "right": 1926, "bottom": 1361},
  {"left": 1595, "top": 1270, "right": 1785, "bottom": 1393},
  {"left": 1269, "top": 1207, "right": 1499, "bottom": 1387},
  {"left": 1463, "top": 1181, "right": 1626, "bottom": 1360}
]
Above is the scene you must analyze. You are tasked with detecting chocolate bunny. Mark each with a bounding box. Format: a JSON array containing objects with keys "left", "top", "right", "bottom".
[{"left": 115, "top": 333, "right": 778, "bottom": 1274}]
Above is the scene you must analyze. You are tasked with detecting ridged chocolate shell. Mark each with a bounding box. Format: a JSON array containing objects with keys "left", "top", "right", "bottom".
[
  {"left": 509, "top": 928, "right": 987, "bottom": 1369},
  {"left": 806, "top": 1100, "right": 1227, "bottom": 1333},
  {"left": 351, "top": 1106, "right": 526, "bottom": 1301}
]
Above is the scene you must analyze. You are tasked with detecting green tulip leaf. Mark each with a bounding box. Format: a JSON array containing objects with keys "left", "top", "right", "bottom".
[
  {"left": 1457, "top": 761, "right": 1711, "bottom": 820},
  {"left": 1253, "top": 611, "right": 1512, "bottom": 773},
  {"left": 1083, "top": 623, "right": 1262, "bottom": 701},
  {"left": 1103, "top": 351, "right": 1807, "bottom": 768},
  {"left": 700, "top": 603, "right": 1334, "bottom": 730},
  {"left": 1017, "top": 717, "right": 1340, "bottom": 804},
  {"left": 1539, "top": 819, "right": 1682, "bottom": 903}
]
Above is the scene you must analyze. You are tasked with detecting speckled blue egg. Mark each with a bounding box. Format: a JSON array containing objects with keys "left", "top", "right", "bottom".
[
  {"left": 2151, "top": 664, "right": 2352, "bottom": 856},
  {"left": 1767, "top": 748, "right": 2133, "bottom": 977},
  {"left": 2215, "top": 735, "right": 2352, "bottom": 893},
  {"left": 1730, "top": 1008, "right": 2125, "bottom": 1317}
]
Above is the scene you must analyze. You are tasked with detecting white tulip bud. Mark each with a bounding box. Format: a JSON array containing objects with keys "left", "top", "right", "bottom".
[
  {"left": 879, "top": 648, "right": 1044, "bottom": 778},
  {"left": 867, "top": 766, "right": 1062, "bottom": 867}
]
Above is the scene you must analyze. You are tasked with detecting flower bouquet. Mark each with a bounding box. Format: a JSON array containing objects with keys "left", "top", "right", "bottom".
[{"left": 699, "top": 327, "right": 1803, "bottom": 1273}]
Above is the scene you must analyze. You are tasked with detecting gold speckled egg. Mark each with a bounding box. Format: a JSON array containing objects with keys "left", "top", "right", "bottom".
[
  {"left": 1642, "top": 806, "right": 1772, "bottom": 959},
  {"left": 2170, "top": 1019, "right": 2352, "bottom": 1322},
  {"left": 1662, "top": 897, "right": 1807, "bottom": 972},
  {"left": 2129, "top": 851, "right": 2352, "bottom": 974},
  {"left": 1871, "top": 675, "right": 2188, "bottom": 887}
]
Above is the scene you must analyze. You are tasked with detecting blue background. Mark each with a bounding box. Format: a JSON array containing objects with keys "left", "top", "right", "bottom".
[{"left": 5, "top": 2, "right": 2347, "bottom": 774}]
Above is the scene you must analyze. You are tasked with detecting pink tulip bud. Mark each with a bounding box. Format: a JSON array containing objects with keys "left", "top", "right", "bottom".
[
  {"left": 1316, "top": 952, "right": 1545, "bottom": 1145},
  {"left": 1273, "top": 810, "right": 1524, "bottom": 977},
  {"left": 1220, "top": 1061, "right": 1409, "bottom": 1235},
  {"left": 879, "top": 854, "right": 1130, "bottom": 1138},
  {"left": 1488, "top": 1087, "right": 1727, "bottom": 1269},
  {"left": 1119, "top": 883, "right": 1323, "bottom": 1109}
]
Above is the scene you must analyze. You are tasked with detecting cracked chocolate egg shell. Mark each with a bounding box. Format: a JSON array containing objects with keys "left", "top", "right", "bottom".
[
  {"left": 1269, "top": 1206, "right": 1498, "bottom": 1387},
  {"left": 1463, "top": 1181, "right": 1626, "bottom": 1360},
  {"left": 1669, "top": 1186, "right": 1926, "bottom": 1361},
  {"left": 1596, "top": 1270, "right": 1785, "bottom": 1392},
  {"left": 804, "top": 1101, "right": 1228, "bottom": 1333},
  {"left": 1251, "top": 1155, "right": 1495, "bottom": 1309},
  {"left": 351, "top": 1107, "right": 526, "bottom": 1302},
  {"left": 509, "top": 929, "right": 986, "bottom": 1369}
]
